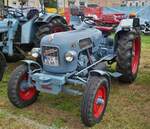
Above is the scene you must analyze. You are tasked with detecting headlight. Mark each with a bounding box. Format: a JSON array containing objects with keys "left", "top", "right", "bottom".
[
  {"left": 65, "top": 51, "right": 76, "bottom": 62},
  {"left": 31, "top": 48, "right": 40, "bottom": 58}
]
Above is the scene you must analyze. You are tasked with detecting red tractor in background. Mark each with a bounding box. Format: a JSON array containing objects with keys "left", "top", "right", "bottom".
[
  {"left": 101, "top": 13, "right": 127, "bottom": 26},
  {"left": 64, "top": 6, "right": 126, "bottom": 28},
  {"left": 83, "top": 8, "right": 126, "bottom": 27}
]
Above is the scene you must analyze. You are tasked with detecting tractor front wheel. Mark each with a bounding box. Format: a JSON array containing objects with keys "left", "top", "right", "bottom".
[
  {"left": 81, "top": 76, "right": 110, "bottom": 127},
  {"left": 8, "top": 65, "right": 39, "bottom": 108},
  {"left": 116, "top": 32, "right": 141, "bottom": 83}
]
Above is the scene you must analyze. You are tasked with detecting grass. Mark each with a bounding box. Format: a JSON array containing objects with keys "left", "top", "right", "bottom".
[
  {"left": 0, "top": 35, "right": 150, "bottom": 129},
  {"left": 136, "top": 35, "right": 150, "bottom": 85}
]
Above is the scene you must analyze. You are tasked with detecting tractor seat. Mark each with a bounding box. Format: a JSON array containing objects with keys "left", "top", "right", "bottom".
[{"left": 96, "top": 26, "right": 113, "bottom": 33}]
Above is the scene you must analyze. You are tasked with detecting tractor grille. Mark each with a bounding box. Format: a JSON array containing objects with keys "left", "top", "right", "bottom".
[{"left": 42, "top": 46, "right": 59, "bottom": 66}]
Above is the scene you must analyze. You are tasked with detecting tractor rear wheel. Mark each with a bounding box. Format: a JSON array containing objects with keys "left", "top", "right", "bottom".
[
  {"left": 81, "top": 76, "right": 110, "bottom": 127},
  {"left": 34, "top": 17, "right": 68, "bottom": 47},
  {"left": 8, "top": 64, "right": 39, "bottom": 108},
  {"left": 116, "top": 32, "right": 141, "bottom": 83},
  {"left": 0, "top": 52, "right": 6, "bottom": 81}
]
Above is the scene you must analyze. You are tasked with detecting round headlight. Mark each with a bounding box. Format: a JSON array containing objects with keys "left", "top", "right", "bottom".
[
  {"left": 65, "top": 51, "right": 76, "bottom": 62},
  {"left": 31, "top": 48, "right": 40, "bottom": 58}
]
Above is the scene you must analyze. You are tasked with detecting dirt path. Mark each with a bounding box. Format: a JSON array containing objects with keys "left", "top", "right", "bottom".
[
  {"left": 0, "top": 97, "right": 85, "bottom": 129},
  {"left": 0, "top": 109, "right": 51, "bottom": 129},
  {"left": 0, "top": 83, "right": 149, "bottom": 129}
]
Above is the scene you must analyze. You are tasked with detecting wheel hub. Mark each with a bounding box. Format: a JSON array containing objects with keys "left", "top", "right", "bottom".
[
  {"left": 96, "top": 97, "right": 104, "bottom": 105},
  {"left": 19, "top": 73, "right": 37, "bottom": 101},
  {"left": 19, "top": 87, "right": 36, "bottom": 101},
  {"left": 93, "top": 85, "right": 107, "bottom": 118},
  {"left": 20, "top": 80, "right": 29, "bottom": 91}
]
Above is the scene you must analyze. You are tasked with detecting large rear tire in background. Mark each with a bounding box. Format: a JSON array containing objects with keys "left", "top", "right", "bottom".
[
  {"left": 34, "top": 17, "right": 68, "bottom": 47},
  {"left": 116, "top": 32, "right": 141, "bottom": 83},
  {"left": 8, "top": 65, "right": 39, "bottom": 108},
  {"left": 0, "top": 52, "right": 6, "bottom": 81},
  {"left": 81, "top": 76, "right": 110, "bottom": 127}
]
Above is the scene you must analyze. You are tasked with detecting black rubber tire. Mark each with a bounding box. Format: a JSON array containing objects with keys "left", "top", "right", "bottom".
[
  {"left": 116, "top": 32, "right": 141, "bottom": 83},
  {"left": 81, "top": 76, "right": 110, "bottom": 127},
  {"left": 8, "top": 64, "right": 39, "bottom": 108},
  {"left": 140, "top": 24, "right": 145, "bottom": 31},
  {"left": 34, "top": 17, "right": 68, "bottom": 47},
  {"left": 5, "top": 46, "right": 25, "bottom": 62},
  {"left": 0, "top": 52, "right": 6, "bottom": 81}
]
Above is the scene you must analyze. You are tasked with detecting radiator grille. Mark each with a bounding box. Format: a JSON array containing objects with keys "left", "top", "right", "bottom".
[{"left": 42, "top": 46, "right": 59, "bottom": 66}]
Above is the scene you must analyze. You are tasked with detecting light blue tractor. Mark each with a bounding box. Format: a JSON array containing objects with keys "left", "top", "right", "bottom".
[
  {"left": 0, "top": 0, "right": 68, "bottom": 62},
  {"left": 8, "top": 17, "right": 141, "bottom": 126}
]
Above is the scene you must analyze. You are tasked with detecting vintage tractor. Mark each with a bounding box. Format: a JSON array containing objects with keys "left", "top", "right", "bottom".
[
  {"left": 8, "top": 17, "right": 141, "bottom": 126},
  {"left": 0, "top": 0, "right": 68, "bottom": 62}
]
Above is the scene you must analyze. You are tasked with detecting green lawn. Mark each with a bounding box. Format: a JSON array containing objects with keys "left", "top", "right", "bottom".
[{"left": 0, "top": 35, "right": 150, "bottom": 129}]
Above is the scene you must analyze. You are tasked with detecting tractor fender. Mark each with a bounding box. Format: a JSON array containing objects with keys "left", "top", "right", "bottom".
[
  {"left": 21, "top": 60, "right": 42, "bottom": 70},
  {"left": 0, "top": 52, "right": 6, "bottom": 81},
  {"left": 114, "top": 18, "right": 140, "bottom": 52},
  {"left": 35, "top": 13, "right": 67, "bottom": 24},
  {"left": 89, "top": 70, "right": 111, "bottom": 87},
  {"left": 116, "top": 18, "right": 140, "bottom": 33},
  {"left": 116, "top": 19, "right": 133, "bottom": 33}
]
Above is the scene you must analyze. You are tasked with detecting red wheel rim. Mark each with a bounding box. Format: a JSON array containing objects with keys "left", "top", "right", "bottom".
[
  {"left": 93, "top": 85, "right": 107, "bottom": 119},
  {"left": 53, "top": 26, "right": 64, "bottom": 33},
  {"left": 19, "top": 73, "right": 36, "bottom": 101},
  {"left": 131, "top": 37, "right": 141, "bottom": 74}
]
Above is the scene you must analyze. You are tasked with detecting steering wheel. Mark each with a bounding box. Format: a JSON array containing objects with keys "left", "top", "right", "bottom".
[{"left": 83, "top": 17, "right": 96, "bottom": 26}]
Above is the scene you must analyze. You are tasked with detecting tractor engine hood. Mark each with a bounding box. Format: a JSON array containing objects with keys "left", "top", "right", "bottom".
[{"left": 40, "top": 28, "right": 102, "bottom": 74}]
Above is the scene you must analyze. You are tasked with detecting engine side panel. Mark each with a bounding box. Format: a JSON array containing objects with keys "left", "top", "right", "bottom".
[{"left": 21, "top": 19, "right": 35, "bottom": 44}]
